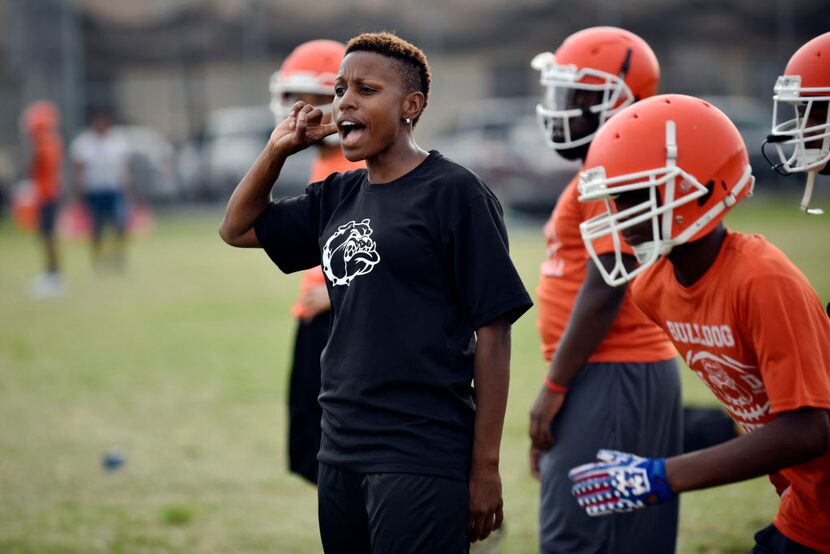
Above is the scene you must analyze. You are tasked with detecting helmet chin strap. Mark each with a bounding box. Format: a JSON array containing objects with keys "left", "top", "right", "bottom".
[
  {"left": 631, "top": 241, "right": 671, "bottom": 264},
  {"left": 801, "top": 170, "right": 824, "bottom": 215},
  {"left": 629, "top": 228, "right": 679, "bottom": 269}
]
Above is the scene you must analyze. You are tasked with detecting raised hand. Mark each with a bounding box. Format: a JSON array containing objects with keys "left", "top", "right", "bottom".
[
  {"left": 568, "top": 449, "right": 675, "bottom": 516},
  {"left": 270, "top": 101, "right": 338, "bottom": 155}
]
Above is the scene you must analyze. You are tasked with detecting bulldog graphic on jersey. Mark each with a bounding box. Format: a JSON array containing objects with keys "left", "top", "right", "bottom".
[
  {"left": 683, "top": 348, "right": 770, "bottom": 431},
  {"left": 322, "top": 219, "right": 381, "bottom": 286}
]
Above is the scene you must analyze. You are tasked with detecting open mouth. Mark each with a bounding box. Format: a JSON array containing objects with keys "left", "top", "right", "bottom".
[{"left": 339, "top": 120, "right": 367, "bottom": 148}]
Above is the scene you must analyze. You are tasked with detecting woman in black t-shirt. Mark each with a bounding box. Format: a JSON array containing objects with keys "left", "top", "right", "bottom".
[{"left": 220, "top": 32, "right": 531, "bottom": 554}]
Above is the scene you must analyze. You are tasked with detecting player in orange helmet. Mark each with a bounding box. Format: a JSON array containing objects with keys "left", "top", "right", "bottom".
[
  {"left": 22, "top": 101, "right": 65, "bottom": 297},
  {"left": 269, "top": 39, "right": 363, "bottom": 486},
  {"left": 765, "top": 32, "right": 830, "bottom": 215},
  {"left": 570, "top": 94, "right": 830, "bottom": 552},
  {"left": 528, "top": 27, "right": 681, "bottom": 553}
]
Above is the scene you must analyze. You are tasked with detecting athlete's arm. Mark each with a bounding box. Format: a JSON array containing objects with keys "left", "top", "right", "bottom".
[
  {"left": 219, "top": 101, "right": 336, "bottom": 247},
  {"left": 569, "top": 407, "right": 830, "bottom": 516},
  {"left": 666, "top": 407, "right": 830, "bottom": 493},
  {"left": 529, "top": 254, "right": 632, "bottom": 452},
  {"left": 468, "top": 316, "right": 511, "bottom": 542}
]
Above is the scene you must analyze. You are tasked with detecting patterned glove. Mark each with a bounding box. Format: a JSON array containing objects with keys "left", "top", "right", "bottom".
[{"left": 568, "top": 449, "right": 675, "bottom": 516}]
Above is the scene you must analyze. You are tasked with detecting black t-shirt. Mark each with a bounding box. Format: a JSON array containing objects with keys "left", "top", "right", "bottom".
[{"left": 254, "top": 150, "right": 532, "bottom": 480}]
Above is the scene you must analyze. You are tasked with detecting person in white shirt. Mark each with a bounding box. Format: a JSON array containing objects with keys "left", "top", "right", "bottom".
[{"left": 70, "top": 108, "right": 131, "bottom": 269}]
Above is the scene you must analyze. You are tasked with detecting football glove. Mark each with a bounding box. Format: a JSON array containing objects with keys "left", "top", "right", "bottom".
[{"left": 568, "top": 449, "right": 675, "bottom": 516}]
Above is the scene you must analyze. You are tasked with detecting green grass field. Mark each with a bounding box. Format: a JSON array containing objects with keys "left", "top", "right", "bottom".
[{"left": 1, "top": 196, "right": 828, "bottom": 553}]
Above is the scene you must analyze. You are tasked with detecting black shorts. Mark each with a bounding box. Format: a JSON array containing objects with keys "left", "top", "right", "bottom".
[
  {"left": 39, "top": 201, "right": 58, "bottom": 238},
  {"left": 84, "top": 190, "right": 126, "bottom": 237},
  {"left": 752, "top": 524, "right": 822, "bottom": 553},
  {"left": 318, "top": 463, "right": 469, "bottom": 554}
]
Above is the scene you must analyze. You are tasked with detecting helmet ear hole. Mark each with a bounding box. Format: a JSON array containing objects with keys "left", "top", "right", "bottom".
[{"left": 697, "top": 180, "right": 715, "bottom": 207}]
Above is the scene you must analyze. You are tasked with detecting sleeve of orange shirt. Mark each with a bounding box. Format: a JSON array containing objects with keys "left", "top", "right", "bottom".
[{"left": 744, "top": 271, "right": 830, "bottom": 415}]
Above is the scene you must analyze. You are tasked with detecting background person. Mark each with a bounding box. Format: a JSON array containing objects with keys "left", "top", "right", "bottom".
[
  {"left": 528, "top": 27, "right": 682, "bottom": 554},
  {"left": 70, "top": 107, "right": 131, "bottom": 270},
  {"left": 766, "top": 31, "right": 830, "bottom": 215},
  {"left": 269, "top": 38, "right": 364, "bottom": 486},
  {"left": 23, "top": 100, "right": 65, "bottom": 297}
]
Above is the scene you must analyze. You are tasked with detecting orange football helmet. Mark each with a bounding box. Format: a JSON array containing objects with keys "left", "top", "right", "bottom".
[
  {"left": 766, "top": 32, "right": 830, "bottom": 214},
  {"left": 22, "top": 101, "right": 60, "bottom": 135},
  {"left": 269, "top": 39, "right": 345, "bottom": 123},
  {"left": 577, "top": 94, "right": 754, "bottom": 286},
  {"left": 531, "top": 26, "right": 659, "bottom": 150}
]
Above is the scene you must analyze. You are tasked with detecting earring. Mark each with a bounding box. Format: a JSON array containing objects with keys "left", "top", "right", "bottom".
[{"left": 403, "top": 118, "right": 412, "bottom": 125}]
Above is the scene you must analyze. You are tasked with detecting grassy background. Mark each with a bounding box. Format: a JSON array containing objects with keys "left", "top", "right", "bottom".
[{"left": 1, "top": 195, "right": 828, "bottom": 553}]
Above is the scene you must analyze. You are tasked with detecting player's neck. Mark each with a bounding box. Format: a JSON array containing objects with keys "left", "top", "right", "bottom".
[{"left": 667, "top": 225, "right": 727, "bottom": 288}]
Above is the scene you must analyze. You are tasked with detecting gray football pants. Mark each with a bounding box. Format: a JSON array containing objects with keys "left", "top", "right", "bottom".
[{"left": 539, "top": 359, "right": 683, "bottom": 554}]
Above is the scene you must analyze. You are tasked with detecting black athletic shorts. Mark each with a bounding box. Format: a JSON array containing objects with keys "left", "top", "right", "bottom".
[{"left": 318, "top": 463, "right": 469, "bottom": 554}]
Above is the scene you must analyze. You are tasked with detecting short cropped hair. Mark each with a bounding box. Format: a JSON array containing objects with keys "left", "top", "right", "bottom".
[{"left": 345, "top": 32, "right": 431, "bottom": 126}]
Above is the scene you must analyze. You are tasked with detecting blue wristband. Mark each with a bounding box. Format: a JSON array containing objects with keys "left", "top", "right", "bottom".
[{"left": 648, "top": 458, "right": 675, "bottom": 504}]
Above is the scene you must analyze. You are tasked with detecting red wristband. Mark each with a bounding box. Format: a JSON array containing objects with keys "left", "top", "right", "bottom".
[{"left": 544, "top": 375, "right": 569, "bottom": 394}]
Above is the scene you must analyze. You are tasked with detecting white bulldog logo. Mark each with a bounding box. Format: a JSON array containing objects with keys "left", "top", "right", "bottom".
[{"left": 322, "top": 219, "right": 381, "bottom": 286}]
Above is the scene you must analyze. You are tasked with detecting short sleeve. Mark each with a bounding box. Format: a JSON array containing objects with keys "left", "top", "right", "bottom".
[
  {"left": 448, "top": 196, "right": 533, "bottom": 330},
  {"left": 253, "top": 182, "right": 323, "bottom": 274},
  {"left": 745, "top": 273, "right": 830, "bottom": 414}
]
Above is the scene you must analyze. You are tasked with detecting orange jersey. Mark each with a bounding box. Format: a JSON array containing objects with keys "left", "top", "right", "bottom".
[
  {"left": 632, "top": 231, "right": 830, "bottom": 552},
  {"left": 292, "top": 148, "right": 364, "bottom": 319},
  {"left": 537, "top": 175, "right": 675, "bottom": 363},
  {"left": 31, "top": 133, "right": 63, "bottom": 203}
]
